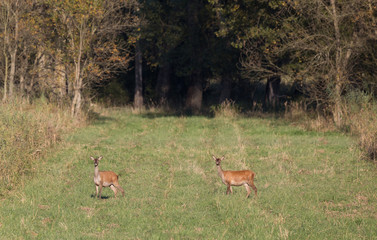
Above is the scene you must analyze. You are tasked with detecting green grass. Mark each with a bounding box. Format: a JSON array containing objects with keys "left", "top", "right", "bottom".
[{"left": 0, "top": 109, "right": 376, "bottom": 239}]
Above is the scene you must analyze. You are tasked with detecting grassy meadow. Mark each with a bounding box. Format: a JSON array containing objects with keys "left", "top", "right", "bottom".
[{"left": 0, "top": 109, "right": 376, "bottom": 239}]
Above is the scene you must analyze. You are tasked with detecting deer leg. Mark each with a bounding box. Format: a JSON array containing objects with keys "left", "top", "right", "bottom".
[
  {"left": 99, "top": 185, "right": 103, "bottom": 199},
  {"left": 244, "top": 184, "right": 251, "bottom": 198},
  {"left": 95, "top": 185, "right": 99, "bottom": 198},
  {"left": 250, "top": 183, "right": 258, "bottom": 196},
  {"left": 114, "top": 183, "right": 125, "bottom": 197},
  {"left": 249, "top": 182, "right": 257, "bottom": 196},
  {"left": 110, "top": 185, "right": 118, "bottom": 198},
  {"left": 226, "top": 185, "right": 231, "bottom": 195}
]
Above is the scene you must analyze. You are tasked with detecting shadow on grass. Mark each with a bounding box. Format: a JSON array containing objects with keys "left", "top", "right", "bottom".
[
  {"left": 88, "top": 110, "right": 116, "bottom": 125},
  {"left": 141, "top": 109, "right": 214, "bottom": 119},
  {"left": 90, "top": 194, "right": 110, "bottom": 199}
]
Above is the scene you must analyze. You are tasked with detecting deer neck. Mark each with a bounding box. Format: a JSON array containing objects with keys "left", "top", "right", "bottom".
[
  {"left": 94, "top": 165, "right": 100, "bottom": 178},
  {"left": 217, "top": 165, "right": 225, "bottom": 182}
]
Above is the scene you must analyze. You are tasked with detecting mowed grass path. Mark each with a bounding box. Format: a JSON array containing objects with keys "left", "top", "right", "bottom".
[{"left": 1, "top": 110, "right": 376, "bottom": 239}]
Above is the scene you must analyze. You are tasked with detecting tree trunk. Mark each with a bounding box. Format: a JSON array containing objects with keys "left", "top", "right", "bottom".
[
  {"left": 54, "top": 50, "right": 66, "bottom": 103},
  {"left": 2, "top": 10, "right": 9, "bottom": 102},
  {"left": 185, "top": 0, "right": 203, "bottom": 114},
  {"left": 185, "top": 75, "right": 203, "bottom": 114},
  {"left": 71, "top": 87, "right": 82, "bottom": 117},
  {"left": 19, "top": 56, "right": 28, "bottom": 99},
  {"left": 331, "top": 0, "right": 343, "bottom": 127},
  {"left": 71, "top": 59, "right": 83, "bottom": 117},
  {"left": 71, "top": 31, "right": 83, "bottom": 117},
  {"left": 219, "top": 75, "right": 232, "bottom": 103},
  {"left": 38, "top": 51, "right": 46, "bottom": 95},
  {"left": 134, "top": 40, "right": 143, "bottom": 109},
  {"left": 2, "top": 50, "right": 8, "bottom": 102},
  {"left": 264, "top": 75, "right": 281, "bottom": 111},
  {"left": 8, "top": 47, "right": 16, "bottom": 99},
  {"left": 8, "top": 15, "right": 18, "bottom": 99},
  {"left": 156, "top": 61, "right": 171, "bottom": 105}
]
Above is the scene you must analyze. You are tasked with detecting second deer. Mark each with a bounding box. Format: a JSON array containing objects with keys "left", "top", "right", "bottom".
[
  {"left": 213, "top": 155, "right": 257, "bottom": 198},
  {"left": 91, "top": 156, "right": 125, "bottom": 199}
]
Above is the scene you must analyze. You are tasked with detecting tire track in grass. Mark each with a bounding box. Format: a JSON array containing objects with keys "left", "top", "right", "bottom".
[
  {"left": 228, "top": 118, "right": 291, "bottom": 239},
  {"left": 229, "top": 119, "right": 247, "bottom": 169}
]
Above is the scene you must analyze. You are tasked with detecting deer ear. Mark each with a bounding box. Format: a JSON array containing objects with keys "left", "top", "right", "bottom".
[
  {"left": 220, "top": 156, "right": 225, "bottom": 161},
  {"left": 98, "top": 156, "right": 103, "bottom": 161},
  {"left": 90, "top": 156, "right": 95, "bottom": 161},
  {"left": 212, "top": 155, "right": 216, "bottom": 161}
]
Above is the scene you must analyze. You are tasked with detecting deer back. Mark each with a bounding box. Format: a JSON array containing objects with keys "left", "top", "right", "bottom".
[
  {"left": 223, "top": 170, "right": 253, "bottom": 185},
  {"left": 99, "top": 171, "right": 118, "bottom": 184}
]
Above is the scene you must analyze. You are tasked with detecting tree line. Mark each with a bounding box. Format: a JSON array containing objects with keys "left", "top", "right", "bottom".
[{"left": 1, "top": 0, "right": 377, "bottom": 124}]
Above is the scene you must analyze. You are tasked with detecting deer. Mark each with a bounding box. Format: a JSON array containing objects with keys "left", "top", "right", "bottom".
[
  {"left": 91, "top": 156, "right": 125, "bottom": 199},
  {"left": 213, "top": 155, "right": 257, "bottom": 198}
]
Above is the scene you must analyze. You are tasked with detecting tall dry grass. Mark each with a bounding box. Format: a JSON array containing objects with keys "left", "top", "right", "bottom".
[
  {"left": 0, "top": 98, "right": 82, "bottom": 196},
  {"left": 342, "top": 91, "right": 377, "bottom": 161},
  {"left": 284, "top": 91, "right": 377, "bottom": 162},
  {"left": 211, "top": 99, "right": 241, "bottom": 118}
]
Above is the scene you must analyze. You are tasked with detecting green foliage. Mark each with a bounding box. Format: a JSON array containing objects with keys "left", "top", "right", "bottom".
[
  {"left": 0, "top": 109, "right": 376, "bottom": 238},
  {"left": 101, "top": 81, "right": 130, "bottom": 106}
]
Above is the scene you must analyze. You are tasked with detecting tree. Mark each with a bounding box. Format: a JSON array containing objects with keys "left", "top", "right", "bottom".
[
  {"left": 209, "top": 0, "right": 291, "bottom": 109},
  {"left": 46, "top": 0, "right": 138, "bottom": 116},
  {"left": 283, "top": 0, "right": 377, "bottom": 126},
  {"left": 0, "top": 0, "right": 23, "bottom": 101},
  {"left": 141, "top": 0, "right": 185, "bottom": 106}
]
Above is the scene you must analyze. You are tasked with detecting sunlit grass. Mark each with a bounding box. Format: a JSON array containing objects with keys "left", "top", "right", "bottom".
[{"left": 0, "top": 108, "right": 376, "bottom": 239}]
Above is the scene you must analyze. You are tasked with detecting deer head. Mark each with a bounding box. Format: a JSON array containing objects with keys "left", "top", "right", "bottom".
[
  {"left": 212, "top": 155, "right": 225, "bottom": 166},
  {"left": 91, "top": 156, "right": 103, "bottom": 167}
]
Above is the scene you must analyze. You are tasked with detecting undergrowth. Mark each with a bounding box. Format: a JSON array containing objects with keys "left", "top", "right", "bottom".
[
  {"left": 284, "top": 91, "right": 377, "bottom": 163},
  {"left": 0, "top": 98, "right": 82, "bottom": 196}
]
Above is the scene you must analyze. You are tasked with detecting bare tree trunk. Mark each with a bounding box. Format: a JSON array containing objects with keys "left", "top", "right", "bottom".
[
  {"left": 2, "top": 5, "right": 9, "bottom": 102},
  {"left": 37, "top": 50, "right": 46, "bottom": 97},
  {"left": 331, "top": 0, "right": 343, "bottom": 127},
  {"left": 71, "top": 60, "right": 83, "bottom": 117},
  {"left": 8, "top": 47, "right": 16, "bottom": 99},
  {"left": 134, "top": 40, "right": 143, "bottom": 109},
  {"left": 156, "top": 60, "right": 171, "bottom": 105},
  {"left": 18, "top": 54, "right": 28, "bottom": 98},
  {"left": 71, "top": 25, "right": 84, "bottom": 117},
  {"left": 54, "top": 50, "right": 66, "bottom": 103},
  {"left": 8, "top": 13, "right": 18, "bottom": 99},
  {"left": 26, "top": 51, "right": 41, "bottom": 102},
  {"left": 2, "top": 48, "right": 8, "bottom": 102}
]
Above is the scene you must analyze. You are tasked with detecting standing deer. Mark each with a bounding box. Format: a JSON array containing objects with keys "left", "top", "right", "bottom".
[
  {"left": 91, "top": 156, "right": 125, "bottom": 199},
  {"left": 213, "top": 155, "right": 257, "bottom": 198}
]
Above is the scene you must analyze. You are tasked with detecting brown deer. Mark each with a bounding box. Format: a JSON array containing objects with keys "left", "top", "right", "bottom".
[
  {"left": 91, "top": 156, "right": 125, "bottom": 199},
  {"left": 213, "top": 155, "right": 257, "bottom": 198}
]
